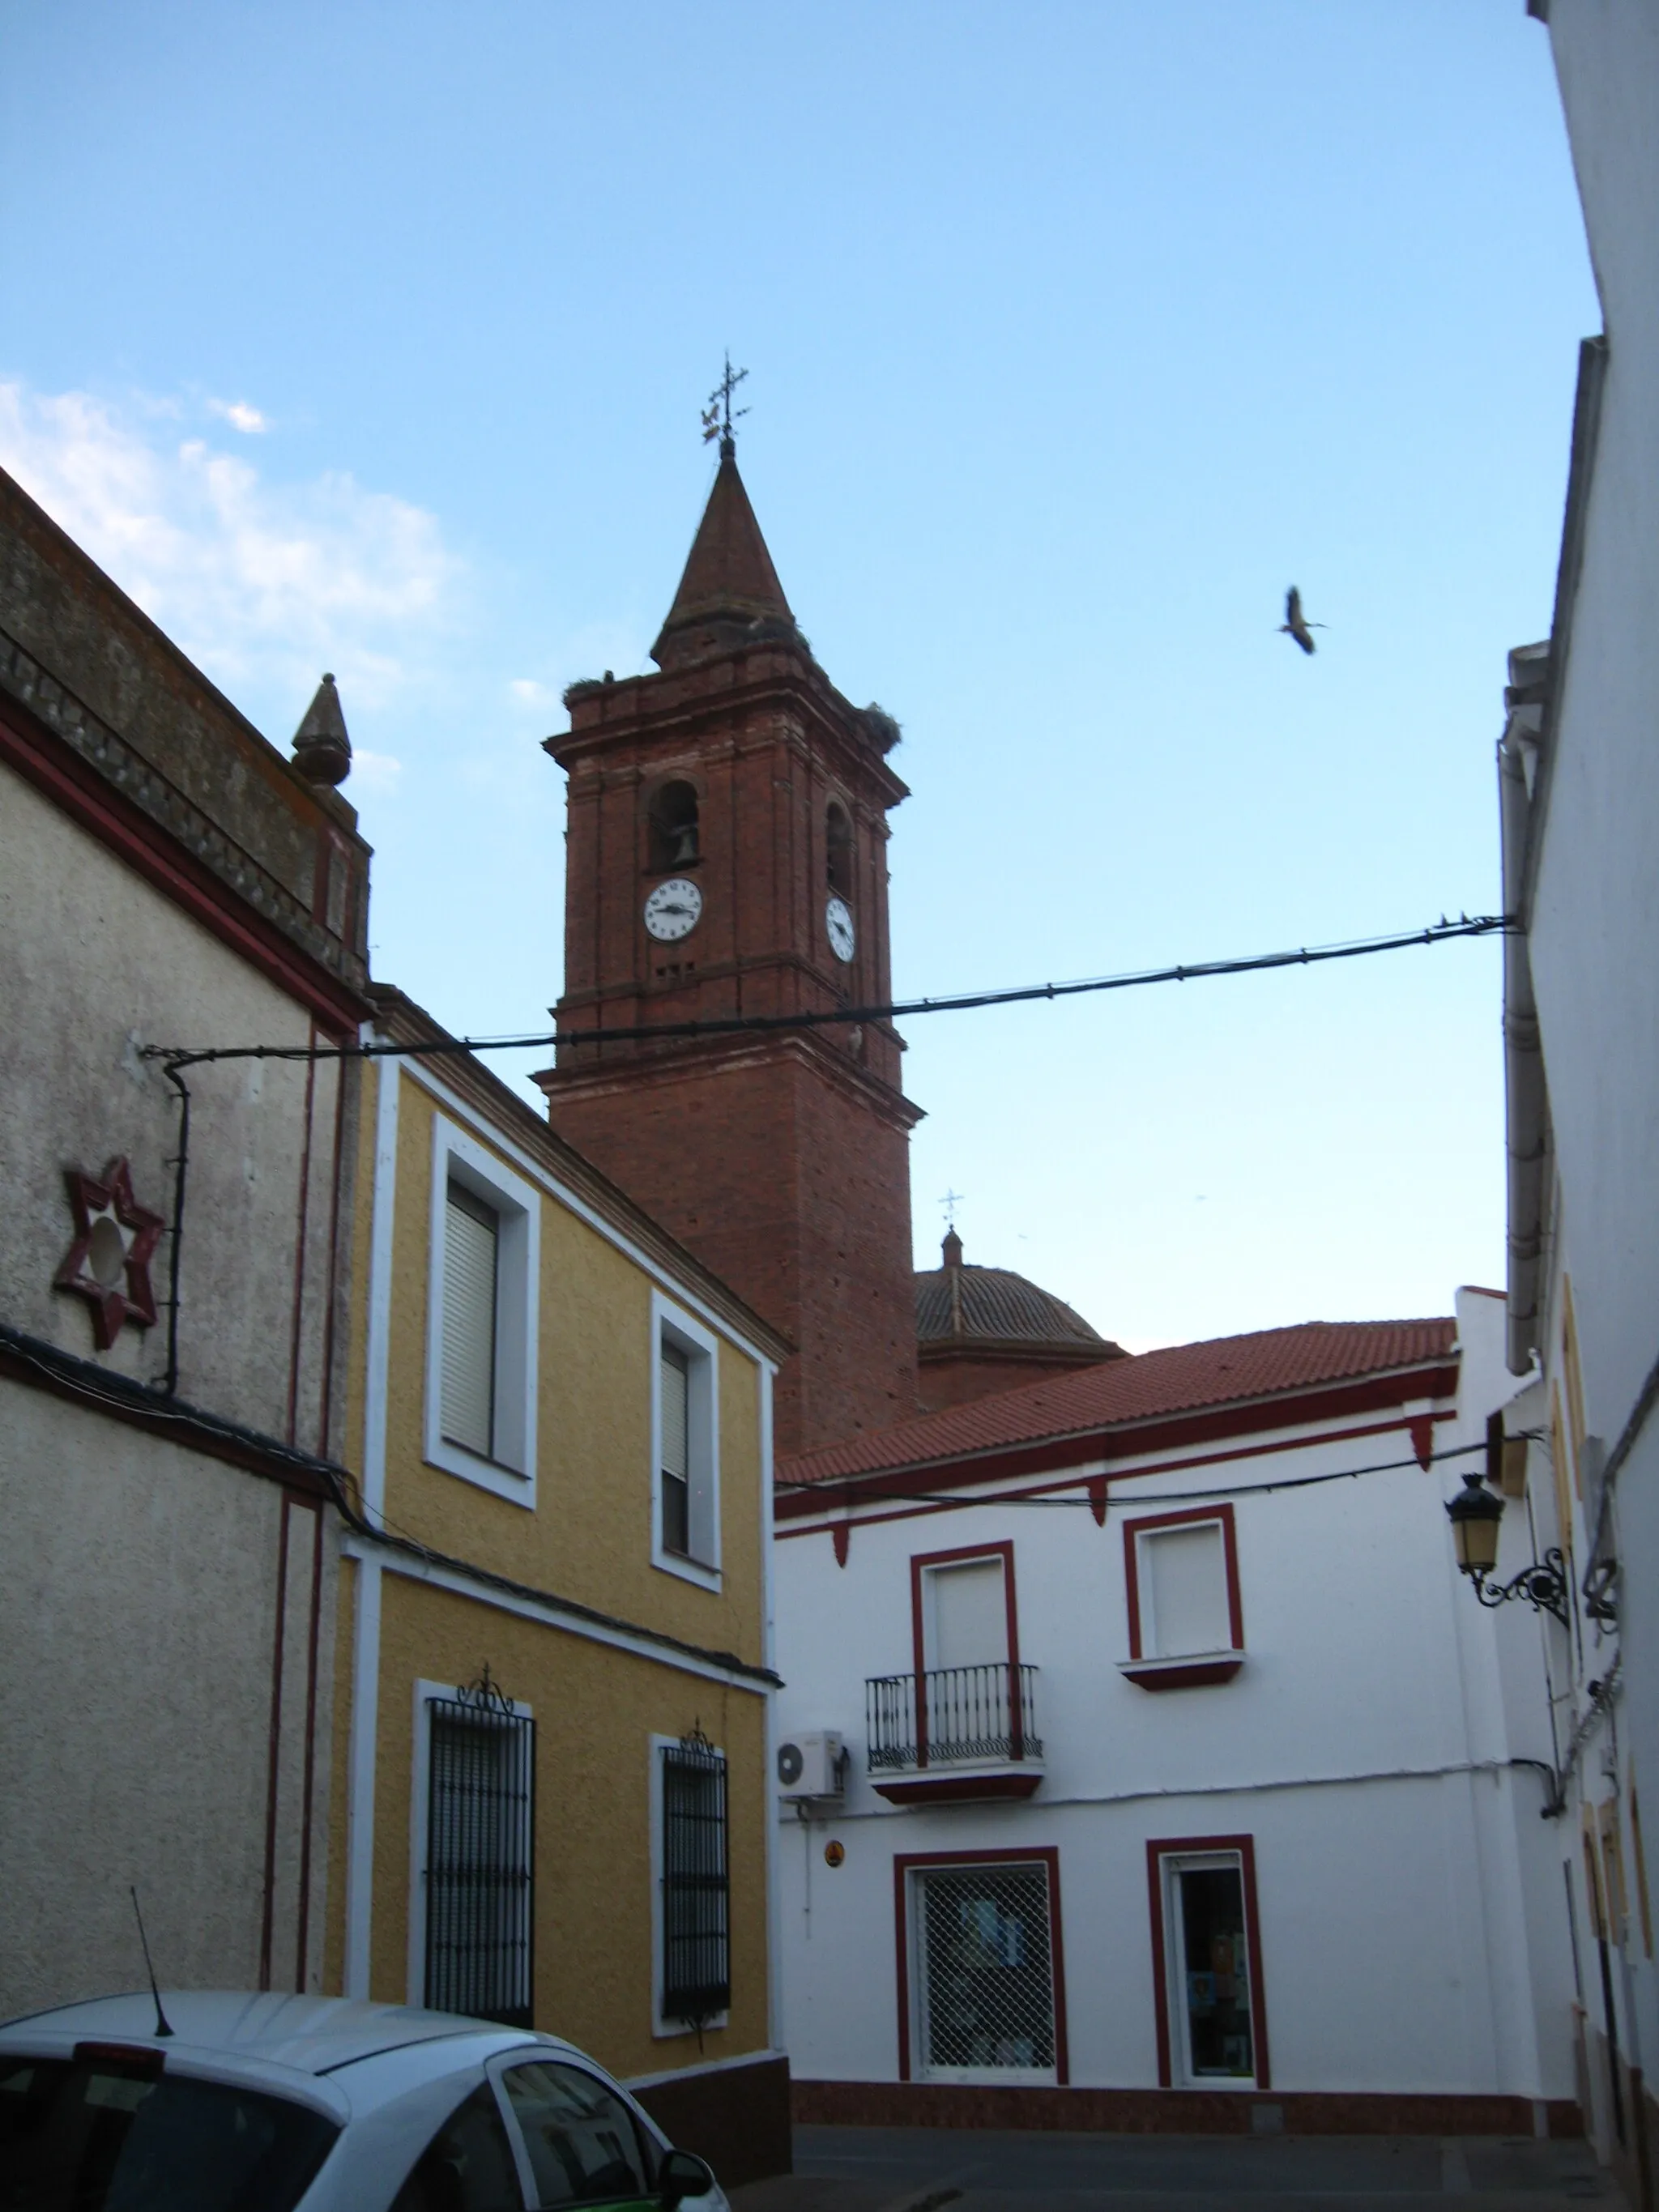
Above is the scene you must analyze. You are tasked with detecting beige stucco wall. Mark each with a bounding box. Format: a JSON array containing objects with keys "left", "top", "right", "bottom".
[
  {"left": 0, "top": 760, "right": 352, "bottom": 1454},
  {"left": 328, "top": 1569, "right": 768, "bottom": 2081},
  {"left": 326, "top": 1059, "right": 775, "bottom": 2076},
  {"left": 0, "top": 1381, "right": 335, "bottom": 2017},
  {"left": 364, "top": 1067, "right": 767, "bottom": 1663}
]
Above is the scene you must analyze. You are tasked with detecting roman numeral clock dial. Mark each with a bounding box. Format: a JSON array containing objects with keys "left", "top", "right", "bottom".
[{"left": 643, "top": 877, "right": 702, "bottom": 942}]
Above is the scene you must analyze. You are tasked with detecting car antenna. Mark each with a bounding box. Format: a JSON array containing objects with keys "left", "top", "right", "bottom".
[{"left": 130, "top": 1887, "right": 174, "bottom": 2039}]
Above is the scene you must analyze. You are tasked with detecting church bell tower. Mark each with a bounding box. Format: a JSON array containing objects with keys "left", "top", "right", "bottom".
[{"left": 536, "top": 425, "right": 921, "bottom": 1457}]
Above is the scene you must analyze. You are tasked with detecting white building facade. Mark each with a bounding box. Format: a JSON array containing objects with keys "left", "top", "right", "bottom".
[
  {"left": 773, "top": 1294, "right": 1580, "bottom": 2133},
  {"left": 1492, "top": 0, "right": 1659, "bottom": 2191}
]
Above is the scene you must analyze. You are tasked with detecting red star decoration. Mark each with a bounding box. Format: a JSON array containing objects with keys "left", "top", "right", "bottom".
[{"left": 55, "top": 1157, "right": 164, "bottom": 1350}]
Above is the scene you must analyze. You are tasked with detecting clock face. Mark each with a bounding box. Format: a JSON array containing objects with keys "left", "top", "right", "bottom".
[
  {"left": 825, "top": 893, "right": 855, "bottom": 964},
  {"left": 643, "top": 877, "right": 703, "bottom": 943}
]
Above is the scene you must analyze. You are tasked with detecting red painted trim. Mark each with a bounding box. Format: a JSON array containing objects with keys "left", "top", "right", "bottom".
[
  {"left": 1146, "top": 1834, "right": 1270, "bottom": 2092},
  {"left": 1121, "top": 1656, "right": 1245, "bottom": 1691},
  {"left": 775, "top": 1409, "right": 1458, "bottom": 1541},
  {"left": 1123, "top": 1502, "right": 1243, "bottom": 1662},
  {"left": 318, "top": 1061, "right": 349, "bottom": 1459},
  {"left": 872, "top": 1770, "right": 1043, "bottom": 1805},
  {"left": 893, "top": 1846, "right": 1068, "bottom": 2086},
  {"left": 286, "top": 1032, "right": 318, "bottom": 1447},
  {"left": 259, "top": 1492, "right": 293, "bottom": 1992},
  {"left": 775, "top": 1369, "right": 1461, "bottom": 1520},
  {"left": 294, "top": 1498, "right": 325, "bottom": 1990},
  {"left": 909, "top": 1541, "right": 1020, "bottom": 1764},
  {"left": 0, "top": 697, "right": 368, "bottom": 1034}
]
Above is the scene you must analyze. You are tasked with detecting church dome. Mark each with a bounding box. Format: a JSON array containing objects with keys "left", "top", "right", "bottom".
[{"left": 914, "top": 1230, "right": 1125, "bottom": 1413}]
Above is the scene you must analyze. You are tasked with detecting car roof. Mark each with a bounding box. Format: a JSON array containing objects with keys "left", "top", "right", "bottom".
[{"left": 0, "top": 1991, "right": 582, "bottom": 2078}]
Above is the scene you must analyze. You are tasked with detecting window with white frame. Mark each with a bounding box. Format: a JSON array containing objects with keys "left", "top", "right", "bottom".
[
  {"left": 1128, "top": 1508, "right": 1240, "bottom": 1660},
  {"left": 426, "top": 1116, "right": 539, "bottom": 1504},
  {"left": 412, "top": 1676, "right": 535, "bottom": 2029},
  {"left": 651, "top": 1294, "right": 719, "bottom": 1584},
  {"left": 649, "top": 1729, "right": 730, "bottom": 2037}
]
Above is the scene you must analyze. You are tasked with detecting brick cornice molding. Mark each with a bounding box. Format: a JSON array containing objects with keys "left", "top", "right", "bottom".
[{"left": 539, "top": 1025, "right": 925, "bottom": 1136}]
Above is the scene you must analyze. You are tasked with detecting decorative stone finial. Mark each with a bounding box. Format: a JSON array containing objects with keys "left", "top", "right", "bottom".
[{"left": 291, "top": 672, "right": 352, "bottom": 787}]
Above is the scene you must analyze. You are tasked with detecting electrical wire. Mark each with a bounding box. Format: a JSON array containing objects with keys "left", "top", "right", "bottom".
[{"left": 141, "top": 912, "right": 1508, "bottom": 1069}]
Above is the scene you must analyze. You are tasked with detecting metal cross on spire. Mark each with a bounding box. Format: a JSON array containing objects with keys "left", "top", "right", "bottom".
[
  {"left": 940, "top": 1188, "right": 966, "bottom": 1230},
  {"left": 701, "top": 352, "right": 750, "bottom": 454}
]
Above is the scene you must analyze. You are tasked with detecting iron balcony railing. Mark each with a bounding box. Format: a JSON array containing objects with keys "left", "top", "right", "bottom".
[{"left": 865, "top": 1662, "right": 1043, "bottom": 1773}]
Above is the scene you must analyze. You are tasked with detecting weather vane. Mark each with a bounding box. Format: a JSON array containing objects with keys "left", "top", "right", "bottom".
[
  {"left": 701, "top": 352, "right": 750, "bottom": 453},
  {"left": 940, "top": 1189, "right": 965, "bottom": 1230}
]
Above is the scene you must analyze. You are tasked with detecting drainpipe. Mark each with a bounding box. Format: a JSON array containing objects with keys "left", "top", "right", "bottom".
[{"left": 1500, "top": 648, "right": 1550, "bottom": 1379}]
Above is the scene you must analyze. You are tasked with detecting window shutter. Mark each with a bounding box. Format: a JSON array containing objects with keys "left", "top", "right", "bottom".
[
  {"left": 1145, "top": 1523, "right": 1230, "bottom": 1656},
  {"left": 442, "top": 1182, "right": 498, "bottom": 1457},
  {"left": 660, "top": 1343, "right": 691, "bottom": 1555}
]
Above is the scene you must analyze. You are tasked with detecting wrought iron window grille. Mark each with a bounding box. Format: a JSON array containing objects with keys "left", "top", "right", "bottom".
[
  {"left": 424, "top": 1664, "right": 535, "bottom": 2028},
  {"left": 661, "top": 1726, "right": 730, "bottom": 2031}
]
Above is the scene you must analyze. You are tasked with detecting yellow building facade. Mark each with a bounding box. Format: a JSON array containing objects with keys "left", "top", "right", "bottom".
[{"left": 325, "top": 987, "right": 791, "bottom": 2179}]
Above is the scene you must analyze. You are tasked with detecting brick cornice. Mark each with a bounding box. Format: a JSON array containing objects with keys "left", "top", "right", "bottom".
[{"left": 539, "top": 1025, "right": 925, "bottom": 1136}]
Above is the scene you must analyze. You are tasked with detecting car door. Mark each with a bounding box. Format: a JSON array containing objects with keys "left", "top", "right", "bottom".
[{"left": 490, "top": 2059, "right": 660, "bottom": 2212}]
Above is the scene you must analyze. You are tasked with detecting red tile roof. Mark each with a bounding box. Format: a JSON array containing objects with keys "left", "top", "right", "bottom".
[{"left": 778, "top": 1317, "right": 1458, "bottom": 1489}]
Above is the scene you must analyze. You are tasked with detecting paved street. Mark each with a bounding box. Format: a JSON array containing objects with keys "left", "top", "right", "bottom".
[{"left": 731, "top": 2125, "right": 1626, "bottom": 2212}]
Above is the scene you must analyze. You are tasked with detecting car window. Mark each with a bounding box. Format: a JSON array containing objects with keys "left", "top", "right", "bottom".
[
  {"left": 389, "top": 2082, "right": 525, "bottom": 2212},
  {"left": 0, "top": 2052, "right": 338, "bottom": 2212},
  {"left": 499, "top": 2063, "right": 655, "bottom": 2211}
]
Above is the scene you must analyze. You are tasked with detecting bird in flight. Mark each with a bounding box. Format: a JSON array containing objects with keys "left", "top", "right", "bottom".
[{"left": 1279, "top": 586, "right": 1326, "bottom": 655}]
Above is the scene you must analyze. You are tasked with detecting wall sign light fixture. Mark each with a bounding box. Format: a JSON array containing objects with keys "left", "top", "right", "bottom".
[{"left": 1445, "top": 1472, "right": 1570, "bottom": 1626}]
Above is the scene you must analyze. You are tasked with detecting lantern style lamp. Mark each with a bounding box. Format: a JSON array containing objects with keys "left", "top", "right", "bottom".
[
  {"left": 1447, "top": 1473, "right": 1504, "bottom": 1579},
  {"left": 1445, "top": 1471, "right": 1568, "bottom": 1624}
]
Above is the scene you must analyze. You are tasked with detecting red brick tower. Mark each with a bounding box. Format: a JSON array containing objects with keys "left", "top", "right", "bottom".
[{"left": 536, "top": 436, "right": 921, "bottom": 1455}]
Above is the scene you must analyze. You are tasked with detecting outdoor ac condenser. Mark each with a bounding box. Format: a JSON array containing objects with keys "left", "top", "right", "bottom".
[{"left": 776, "top": 1729, "right": 845, "bottom": 1801}]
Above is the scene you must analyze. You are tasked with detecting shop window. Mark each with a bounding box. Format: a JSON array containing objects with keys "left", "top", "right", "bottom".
[
  {"left": 1147, "top": 1836, "right": 1269, "bottom": 2089},
  {"left": 897, "top": 1848, "right": 1065, "bottom": 2084}
]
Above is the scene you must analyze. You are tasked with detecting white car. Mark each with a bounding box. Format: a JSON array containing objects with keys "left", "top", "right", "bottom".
[{"left": 0, "top": 1989, "right": 733, "bottom": 2212}]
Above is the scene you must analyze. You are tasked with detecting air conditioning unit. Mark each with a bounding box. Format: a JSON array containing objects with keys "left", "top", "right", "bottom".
[{"left": 777, "top": 1730, "right": 845, "bottom": 1801}]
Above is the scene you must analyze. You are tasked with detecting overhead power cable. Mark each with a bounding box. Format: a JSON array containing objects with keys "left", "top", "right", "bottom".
[{"left": 143, "top": 912, "right": 1507, "bottom": 1069}]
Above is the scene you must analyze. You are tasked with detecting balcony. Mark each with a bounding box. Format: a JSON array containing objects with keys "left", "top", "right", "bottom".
[{"left": 864, "top": 1663, "right": 1045, "bottom": 1805}]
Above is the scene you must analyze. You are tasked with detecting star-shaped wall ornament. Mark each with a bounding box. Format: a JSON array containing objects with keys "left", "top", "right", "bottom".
[{"left": 55, "top": 1157, "right": 165, "bottom": 1349}]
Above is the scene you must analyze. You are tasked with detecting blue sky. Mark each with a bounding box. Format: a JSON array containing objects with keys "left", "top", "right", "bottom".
[{"left": 0, "top": 2, "right": 1598, "bottom": 1349}]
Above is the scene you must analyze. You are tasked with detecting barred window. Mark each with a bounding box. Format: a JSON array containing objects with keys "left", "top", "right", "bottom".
[
  {"left": 660, "top": 1736, "right": 729, "bottom": 2026},
  {"left": 424, "top": 1681, "right": 535, "bottom": 2027},
  {"left": 914, "top": 1861, "right": 1057, "bottom": 2080}
]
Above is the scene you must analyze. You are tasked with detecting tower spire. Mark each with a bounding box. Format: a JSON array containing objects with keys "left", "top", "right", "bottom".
[{"left": 652, "top": 364, "right": 797, "bottom": 670}]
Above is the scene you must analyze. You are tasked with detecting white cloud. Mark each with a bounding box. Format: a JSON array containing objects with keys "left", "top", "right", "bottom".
[
  {"left": 509, "top": 677, "right": 553, "bottom": 706},
  {"left": 0, "top": 380, "right": 459, "bottom": 721},
  {"left": 207, "top": 397, "right": 269, "bottom": 434},
  {"left": 350, "top": 748, "right": 403, "bottom": 797}
]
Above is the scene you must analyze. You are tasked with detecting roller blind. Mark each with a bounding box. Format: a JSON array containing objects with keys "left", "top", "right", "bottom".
[
  {"left": 442, "top": 1181, "right": 497, "bottom": 1456},
  {"left": 928, "top": 1558, "right": 1008, "bottom": 1669},
  {"left": 661, "top": 1345, "right": 689, "bottom": 1480},
  {"left": 1144, "top": 1523, "right": 1230, "bottom": 1656}
]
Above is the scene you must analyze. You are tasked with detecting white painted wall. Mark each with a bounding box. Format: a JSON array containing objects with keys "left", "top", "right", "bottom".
[
  {"left": 774, "top": 1291, "right": 1576, "bottom": 2096},
  {"left": 1496, "top": 0, "right": 1659, "bottom": 2166}
]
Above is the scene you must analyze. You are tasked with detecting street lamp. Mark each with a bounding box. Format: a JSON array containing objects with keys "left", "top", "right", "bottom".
[{"left": 1444, "top": 1472, "right": 1569, "bottom": 1626}]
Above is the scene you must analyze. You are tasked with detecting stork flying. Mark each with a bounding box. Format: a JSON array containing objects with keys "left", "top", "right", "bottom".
[{"left": 1279, "top": 586, "right": 1325, "bottom": 654}]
